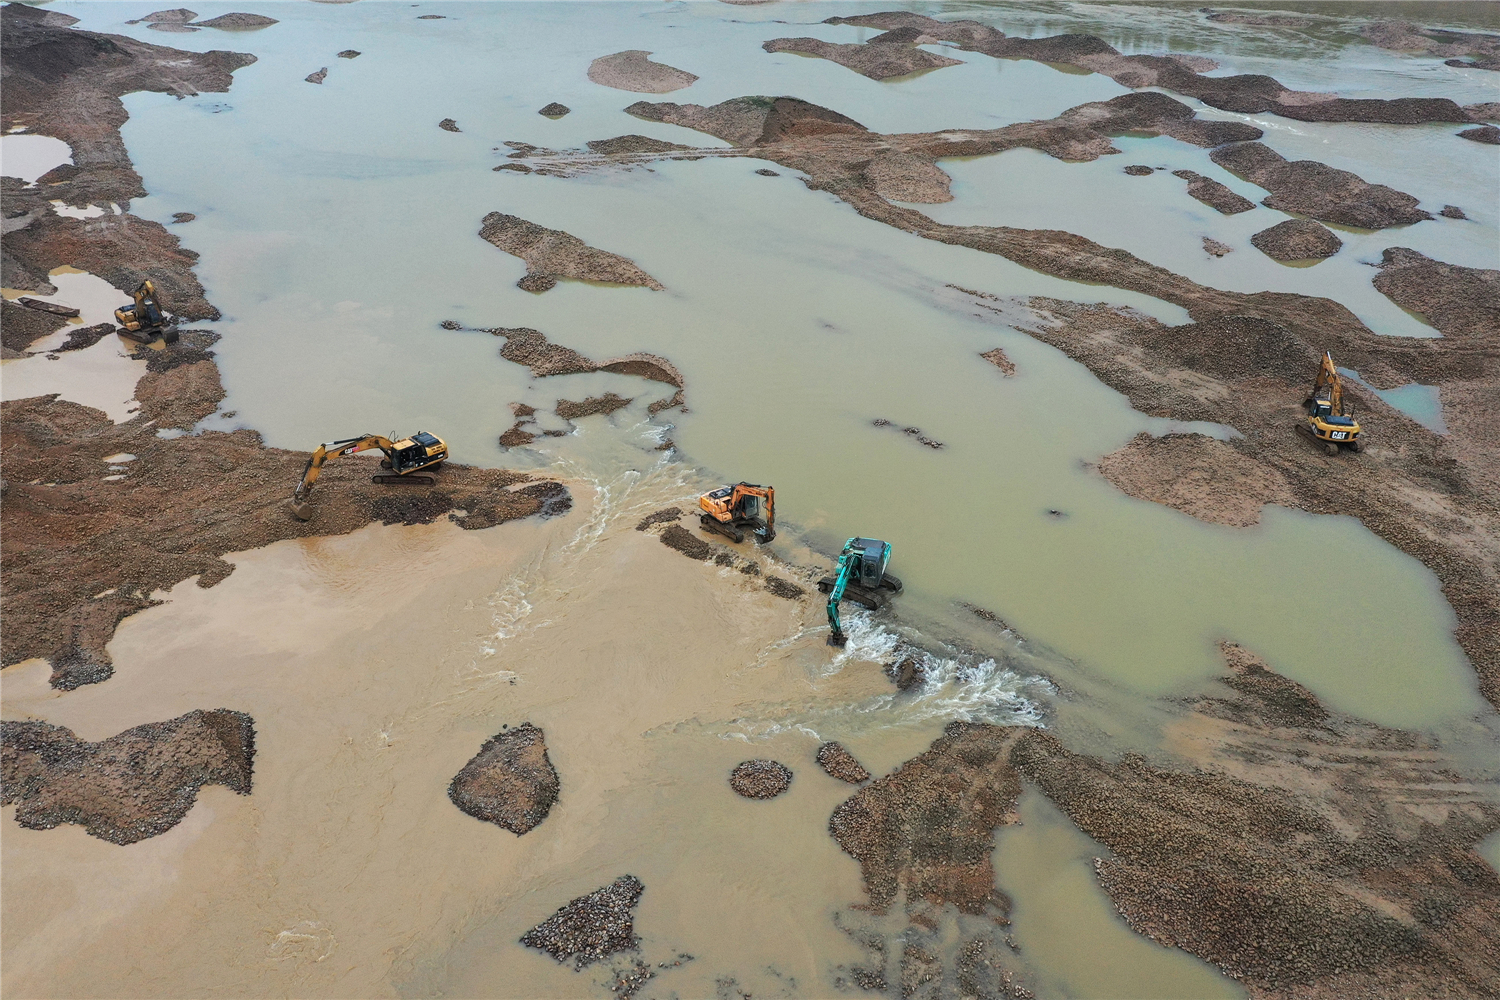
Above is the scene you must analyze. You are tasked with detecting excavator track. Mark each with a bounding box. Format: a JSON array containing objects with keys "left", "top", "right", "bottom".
[
  {"left": 700, "top": 514, "right": 745, "bottom": 543},
  {"left": 372, "top": 473, "right": 437, "bottom": 486}
]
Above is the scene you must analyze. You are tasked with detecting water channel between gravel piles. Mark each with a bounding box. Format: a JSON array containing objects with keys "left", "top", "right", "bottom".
[{"left": 2, "top": 1, "right": 1498, "bottom": 997}]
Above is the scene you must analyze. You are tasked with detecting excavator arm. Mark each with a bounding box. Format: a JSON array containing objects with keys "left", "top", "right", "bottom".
[
  {"left": 826, "top": 539, "right": 859, "bottom": 648},
  {"left": 730, "top": 484, "right": 775, "bottom": 542},
  {"left": 291, "top": 435, "right": 394, "bottom": 518}
]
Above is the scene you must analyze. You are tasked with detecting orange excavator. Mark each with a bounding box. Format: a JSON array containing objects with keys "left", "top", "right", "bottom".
[
  {"left": 290, "top": 431, "right": 447, "bottom": 519},
  {"left": 697, "top": 482, "right": 774, "bottom": 543},
  {"left": 1302, "top": 352, "right": 1363, "bottom": 455}
]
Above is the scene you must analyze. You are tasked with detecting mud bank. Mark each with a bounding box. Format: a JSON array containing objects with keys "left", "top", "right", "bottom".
[
  {"left": 838, "top": 646, "right": 1500, "bottom": 998},
  {"left": 1172, "top": 169, "right": 1256, "bottom": 215},
  {"left": 1, "top": 384, "right": 569, "bottom": 689},
  {"left": 1210, "top": 141, "right": 1430, "bottom": 229},
  {"left": 1, "top": 4, "right": 251, "bottom": 316},
  {"left": 457, "top": 324, "right": 684, "bottom": 446},
  {"left": 1250, "top": 218, "right": 1342, "bottom": 261},
  {"left": 820, "top": 11, "right": 1476, "bottom": 125},
  {"left": 763, "top": 33, "right": 962, "bottom": 81},
  {"left": 1, "top": 709, "right": 254, "bottom": 844},
  {"left": 2, "top": 13, "right": 571, "bottom": 691},
  {"left": 586, "top": 50, "right": 696, "bottom": 94},
  {"left": 1018, "top": 645, "right": 1500, "bottom": 999},
  {"left": 1361, "top": 20, "right": 1500, "bottom": 72},
  {"left": 478, "top": 212, "right": 664, "bottom": 293}
]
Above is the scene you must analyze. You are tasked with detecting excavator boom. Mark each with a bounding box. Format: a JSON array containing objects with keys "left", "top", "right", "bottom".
[
  {"left": 823, "top": 537, "right": 896, "bottom": 647},
  {"left": 1303, "top": 352, "right": 1363, "bottom": 455},
  {"left": 290, "top": 431, "right": 447, "bottom": 519}
]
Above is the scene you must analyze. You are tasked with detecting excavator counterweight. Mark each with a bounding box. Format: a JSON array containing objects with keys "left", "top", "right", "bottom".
[
  {"left": 1302, "top": 352, "right": 1363, "bottom": 455},
  {"left": 290, "top": 430, "right": 448, "bottom": 519}
]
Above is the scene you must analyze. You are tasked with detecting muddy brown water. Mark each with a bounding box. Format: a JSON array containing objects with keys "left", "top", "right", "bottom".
[{"left": 4, "top": 1, "right": 1498, "bottom": 996}]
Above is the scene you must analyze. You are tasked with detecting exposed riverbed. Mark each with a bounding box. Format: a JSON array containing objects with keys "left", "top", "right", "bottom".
[{"left": 3, "top": 2, "right": 1498, "bottom": 997}]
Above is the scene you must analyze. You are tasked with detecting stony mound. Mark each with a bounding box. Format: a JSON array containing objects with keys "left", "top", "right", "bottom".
[
  {"left": 448, "top": 723, "right": 559, "bottom": 835},
  {"left": 1171, "top": 168, "right": 1255, "bottom": 214},
  {"left": 762, "top": 36, "right": 962, "bottom": 80},
  {"left": 764, "top": 576, "right": 804, "bottom": 599},
  {"left": 191, "top": 12, "right": 278, "bottom": 28},
  {"left": 520, "top": 875, "right": 645, "bottom": 969},
  {"left": 539, "top": 102, "right": 570, "bottom": 117},
  {"left": 816, "top": 741, "right": 871, "bottom": 784},
  {"left": 729, "top": 759, "right": 793, "bottom": 798},
  {"left": 586, "top": 134, "right": 692, "bottom": 156},
  {"left": 478, "top": 212, "right": 664, "bottom": 292},
  {"left": 587, "top": 50, "right": 697, "bottom": 93},
  {"left": 1459, "top": 124, "right": 1500, "bottom": 144},
  {"left": 979, "top": 347, "right": 1016, "bottom": 375},
  {"left": 660, "top": 524, "right": 713, "bottom": 560},
  {"left": 1, "top": 709, "right": 255, "bottom": 844},
  {"left": 634, "top": 507, "right": 682, "bottom": 531},
  {"left": 1250, "top": 218, "right": 1343, "bottom": 261},
  {"left": 830, "top": 723, "right": 1024, "bottom": 914},
  {"left": 556, "top": 393, "right": 632, "bottom": 420},
  {"left": 1210, "top": 141, "right": 1430, "bottom": 228}
]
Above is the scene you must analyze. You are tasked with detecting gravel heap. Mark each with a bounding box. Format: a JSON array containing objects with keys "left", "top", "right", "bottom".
[
  {"left": 729, "top": 759, "right": 793, "bottom": 799},
  {"left": 816, "top": 741, "right": 871, "bottom": 784},
  {"left": 519, "top": 875, "right": 645, "bottom": 968}
]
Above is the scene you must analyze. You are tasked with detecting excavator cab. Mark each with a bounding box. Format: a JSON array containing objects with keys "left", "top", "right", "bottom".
[
  {"left": 698, "top": 482, "right": 775, "bottom": 544},
  {"left": 113, "top": 280, "right": 178, "bottom": 345},
  {"left": 1302, "top": 352, "right": 1362, "bottom": 455},
  {"left": 818, "top": 537, "right": 901, "bottom": 647},
  {"left": 387, "top": 431, "right": 446, "bottom": 474}
]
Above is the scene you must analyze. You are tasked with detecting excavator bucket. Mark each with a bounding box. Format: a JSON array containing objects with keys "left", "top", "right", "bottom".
[{"left": 290, "top": 499, "right": 314, "bottom": 521}]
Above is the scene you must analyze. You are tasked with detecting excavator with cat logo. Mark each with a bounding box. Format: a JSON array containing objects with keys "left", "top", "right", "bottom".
[
  {"left": 1302, "top": 351, "right": 1363, "bottom": 455},
  {"left": 818, "top": 537, "right": 902, "bottom": 647},
  {"left": 290, "top": 431, "right": 447, "bottom": 519},
  {"left": 114, "top": 280, "right": 179, "bottom": 344}
]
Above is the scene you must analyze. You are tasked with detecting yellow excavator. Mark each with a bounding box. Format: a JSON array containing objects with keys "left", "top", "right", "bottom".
[
  {"left": 290, "top": 431, "right": 448, "bottom": 519},
  {"left": 114, "top": 280, "right": 179, "bottom": 344},
  {"left": 698, "top": 482, "right": 775, "bottom": 543},
  {"left": 1302, "top": 352, "right": 1363, "bottom": 455}
]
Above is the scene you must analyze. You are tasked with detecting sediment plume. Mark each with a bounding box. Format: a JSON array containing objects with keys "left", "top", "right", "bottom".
[{"left": 1, "top": 709, "right": 255, "bottom": 844}]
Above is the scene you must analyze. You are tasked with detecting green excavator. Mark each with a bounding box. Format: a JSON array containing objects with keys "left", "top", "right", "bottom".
[{"left": 818, "top": 537, "right": 901, "bottom": 647}]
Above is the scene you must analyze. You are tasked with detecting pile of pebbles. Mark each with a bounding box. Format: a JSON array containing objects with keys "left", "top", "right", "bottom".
[
  {"left": 729, "top": 759, "right": 793, "bottom": 798},
  {"left": 519, "top": 875, "right": 645, "bottom": 969}
]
